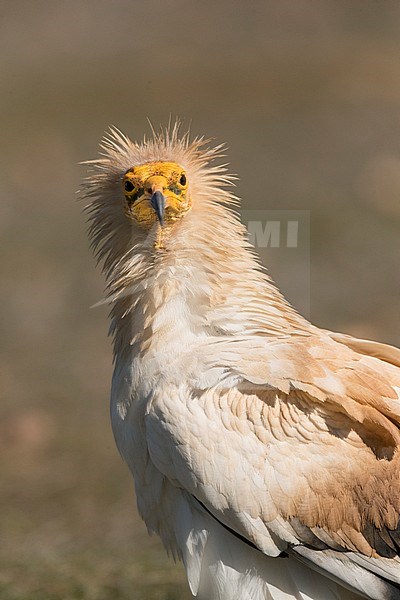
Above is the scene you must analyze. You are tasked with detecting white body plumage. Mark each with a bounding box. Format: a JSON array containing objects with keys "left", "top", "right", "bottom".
[{"left": 83, "top": 125, "right": 400, "bottom": 600}]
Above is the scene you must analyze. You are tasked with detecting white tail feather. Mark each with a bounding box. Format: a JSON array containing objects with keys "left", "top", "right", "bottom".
[{"left": 174, "top": 498, "right": 360, "bottom": 600}]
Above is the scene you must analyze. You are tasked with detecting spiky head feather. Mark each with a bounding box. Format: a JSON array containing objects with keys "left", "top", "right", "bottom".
[{"left": 82, "top": 123, "right": 237, "bottom": 273}]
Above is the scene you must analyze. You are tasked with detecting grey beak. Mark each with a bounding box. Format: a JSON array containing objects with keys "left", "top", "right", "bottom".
[{"left": 150, "top": 191, "right": 165, "bottom": 226}]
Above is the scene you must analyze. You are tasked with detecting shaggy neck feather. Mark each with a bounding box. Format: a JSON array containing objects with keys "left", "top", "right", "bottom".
[{"left": 109, "top": 207, "right": 312, "bottom": 363}]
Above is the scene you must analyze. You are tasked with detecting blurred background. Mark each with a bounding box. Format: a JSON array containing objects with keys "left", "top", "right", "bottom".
[{"left": 1, "top": 1, "right": 399, "bottom": 598}]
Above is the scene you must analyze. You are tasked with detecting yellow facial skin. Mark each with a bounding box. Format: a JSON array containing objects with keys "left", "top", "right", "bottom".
[{"left": 122, "top": 161, "right": 191, "bottom": 229}]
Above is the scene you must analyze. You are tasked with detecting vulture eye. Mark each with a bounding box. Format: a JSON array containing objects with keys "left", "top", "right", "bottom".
[
  {"left": 179, "top": 174, "right": 187, "bottom": 186},
  {"left": 124, "top": 181, "right": 135, "bottom": 192}
]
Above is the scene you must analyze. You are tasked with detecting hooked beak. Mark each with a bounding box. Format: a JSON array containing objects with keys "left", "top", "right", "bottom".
[{"left": 150, "top": 190, "right": 165, "bottom": 226}]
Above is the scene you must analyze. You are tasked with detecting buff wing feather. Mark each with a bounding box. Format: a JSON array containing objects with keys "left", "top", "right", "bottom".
[{"left": 143, "top": 333, "right": 400, "bottom": 598}]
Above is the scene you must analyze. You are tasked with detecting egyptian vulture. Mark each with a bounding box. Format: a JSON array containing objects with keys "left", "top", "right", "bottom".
[{"left": 82, "top": 124, "right": 400, "bottom": 600}]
